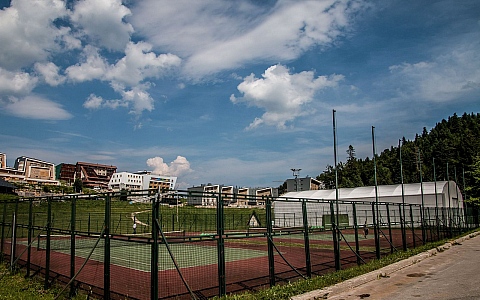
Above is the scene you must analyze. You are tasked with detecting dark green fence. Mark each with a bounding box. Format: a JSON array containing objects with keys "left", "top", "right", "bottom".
[{"left": 0, "top": 190, "right": 478, "bottom": 299}]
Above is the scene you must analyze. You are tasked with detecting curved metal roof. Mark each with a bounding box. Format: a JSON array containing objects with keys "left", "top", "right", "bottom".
[{"left": 281, "top": 181, "right": 452, "bottom": 200}]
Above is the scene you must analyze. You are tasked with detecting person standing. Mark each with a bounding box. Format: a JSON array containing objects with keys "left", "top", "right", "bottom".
[{"left": 133, "top": 222, "right": 137, "bottom": 234}]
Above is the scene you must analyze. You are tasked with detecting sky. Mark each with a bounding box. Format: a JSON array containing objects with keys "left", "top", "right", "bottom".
[{"left": 0, "top": 0, "right": 479, "bottom": 189}]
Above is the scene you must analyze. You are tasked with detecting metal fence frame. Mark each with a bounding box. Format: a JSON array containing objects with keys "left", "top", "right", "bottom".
[{"left": 1, "top": 190, "right": 478, "bottom": 299}]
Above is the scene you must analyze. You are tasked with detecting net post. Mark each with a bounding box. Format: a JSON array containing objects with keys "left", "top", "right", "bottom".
[
  {"left": 301, "top": 199, "right": 311, "bottom": 277},
  {"left": 69, "top": 195, "right": 77, "bottom": 298},
  {"left": 104, "top": 193, "right": 111, "bottom": 300}
]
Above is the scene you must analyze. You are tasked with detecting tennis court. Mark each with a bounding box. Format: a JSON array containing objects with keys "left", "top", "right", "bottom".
[{"left": 32, "top": 234, "right": 269, "bottom": 272}]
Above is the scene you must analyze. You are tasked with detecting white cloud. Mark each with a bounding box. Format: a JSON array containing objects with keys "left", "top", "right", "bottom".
[
  {"left": 65, "top": 45, "right": 109, "bottom": 82},
  {"left": 0, "top": 0, "right": 70, "bottom": 70},
  {"left": 2, "top": 95, "right": 72, "bottom": 120},
  {"left": 146, "top": 156, "right": 193, "bottom": 177},
  {"left": 83, "top": 94, "right": 104, "bottom": 109},
  {"left": 106, "top": 42, "right": 182, "bottom": 87},
  {"left": 71, "top": 0, "right": 134, "bottom": 51},
  {"left": 388, "top": 43, "right": 480, "bottom": 102},
  {"left": 0, "top": 68, "right": 38, "bottom": 95},
  {"left": 131, "top": 0, "right": 366, "bottom": 78},
  {"left": 231, "top": 64, "right": 343, "bottom": 129},
  {"left": 34, "top": 62, "right": 65, "bottom": 86}
]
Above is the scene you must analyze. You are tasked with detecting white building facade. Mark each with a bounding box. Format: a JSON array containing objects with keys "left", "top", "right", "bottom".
[{"left": 108, "top": 171, "right": 177, "bottom": 191}]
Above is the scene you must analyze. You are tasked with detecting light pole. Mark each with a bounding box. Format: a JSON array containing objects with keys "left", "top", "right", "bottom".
[{"left": 291, "top": 168, "right": 301, "bottom": 191}]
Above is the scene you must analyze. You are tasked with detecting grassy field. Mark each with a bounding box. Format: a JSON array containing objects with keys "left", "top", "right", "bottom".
[{"left": 1, "top": 194, "right": 267, "bottom": 237}]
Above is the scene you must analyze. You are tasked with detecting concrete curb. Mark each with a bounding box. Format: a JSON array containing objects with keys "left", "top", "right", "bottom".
[{"left": 291, "top": 230, "right": 480, "bottom": 300}]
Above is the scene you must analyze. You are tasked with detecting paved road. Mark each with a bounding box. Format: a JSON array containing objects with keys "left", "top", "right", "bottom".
[{"left": 294, "top": 232, "right": 480, "bottom": 300}]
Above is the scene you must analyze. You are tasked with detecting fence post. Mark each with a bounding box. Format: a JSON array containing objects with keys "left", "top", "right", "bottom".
[
  {"left": 399, "top": 204, "right": 406, "bottom": 251},
  {"left": 372, "top": 202, "right": 380, "bottom": 259},
  {"left": 410, "top": 205, "right": 415, "bottom": 248},
  {"left": 217, "top": 193, "right": 226, "bottom": 296},
  {"left": 27, "top": 198, "right": 33, "bottom": 277},
  {"left": 70, "top": 195, "right": 77, "bottom": 298},
  {"left": 104, "top": 194, "right": 111, "bottom": 300},
  {"left": 266, "top": 197, "right": 275, "bottom": 286},
  {"left": 45, "top": 197, "right": 51, "bottom": 289},
  {"left": 0, "top": 200, "right": 6, "bottom": 262},
  {"left": 151, "top": 194, "right": 159, "bottom": 300},
  {"left": 330, "top": 201, "right": 341, "bottom": 270},
  {"left": 386, "top": 204, "right": 393, "bottom": 254},
  {"left": 301, "top": 200, "right": 311, "bottom": 277},
  {"left": 10, "top": 198, "right": 19, "bottom": 271},
  {"left": 352, "top": 203, "right": 361, "bottom": 265}
]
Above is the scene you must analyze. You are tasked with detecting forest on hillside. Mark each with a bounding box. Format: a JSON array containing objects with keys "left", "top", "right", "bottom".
[{"left": 316, "top": 112, "right": 480, "bottom": 205}]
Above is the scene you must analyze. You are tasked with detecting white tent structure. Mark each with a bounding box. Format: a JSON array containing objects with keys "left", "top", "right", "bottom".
[{"left": 273, "top": 181, "right": 464, "bottom": 228}]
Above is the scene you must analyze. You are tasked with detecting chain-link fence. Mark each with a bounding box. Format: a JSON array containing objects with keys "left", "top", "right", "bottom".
[{"left": 1, "top": 190, "right": 478, "bottom": 299}]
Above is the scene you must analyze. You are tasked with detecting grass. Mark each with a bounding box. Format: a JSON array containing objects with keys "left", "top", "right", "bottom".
[{"left": 0, "top": 263, "right": 86, "bottom": 300}]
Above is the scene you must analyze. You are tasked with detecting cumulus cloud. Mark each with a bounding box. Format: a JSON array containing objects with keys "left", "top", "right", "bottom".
[
  {"left": 2, "top": 95, "right": 72, "bottom": 120},
  {"left": 231, "top": 64, "right": 343, "bottom": 129},
  {"left": 0, "top": 68, "right": 38, "bottom": 95},
  {"left": 146, "top": 156, "right": 193, "bottom": 177},
  {"left": 71, "top": 0, "right": 134, "bottom": 51},
  {"left": 131, "top": 0, "right": 366, "bottom": 78},
  {"left": 34, "top": 62, "right": 66, "bottom": 86},
  {"left": 0, "top": 0, "right": 70, "bottom": 70}
]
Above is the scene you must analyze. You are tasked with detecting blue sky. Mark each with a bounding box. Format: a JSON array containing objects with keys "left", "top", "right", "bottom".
[{"left": 0, "top": 0, "right": 479, "bottom": 189}]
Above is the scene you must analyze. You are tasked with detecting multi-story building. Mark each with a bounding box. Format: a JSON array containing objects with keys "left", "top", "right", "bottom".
[
  {"left": 285, "top": 176, "right": 323, "bottom": 192},
  {"left": 76, "top": 162, "right": 117, "bottom": 189},
  {"left": 55, "top": 163, "right": 76, "bottom": 185},
  {"left": 236, "top": 187, "right": 278, "bottom": 207},
  {"left": 187, "top": 185, "right": 278, "bottom": 207},
  {"left": 0, "top": 153, "right": 59, "bottom": 185},
  {"left": 108, "top": 171, "right": 177, "bottom": 191}
]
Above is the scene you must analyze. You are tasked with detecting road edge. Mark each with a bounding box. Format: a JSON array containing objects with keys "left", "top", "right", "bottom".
[{"left": 291, "top": 230, "right": 480, "bottom": 300}]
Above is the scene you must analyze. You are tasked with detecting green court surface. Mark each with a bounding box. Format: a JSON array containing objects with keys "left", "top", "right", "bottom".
[
  {"left": 32, "top": 240, "right": 268, "bottom": 272},
  {"left": 275, "top": 232, "right": 370, "bottom": 242}
]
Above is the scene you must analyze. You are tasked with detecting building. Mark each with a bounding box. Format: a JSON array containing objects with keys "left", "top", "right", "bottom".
[
  {"left": 76, "top": 162, "right": 117, "bottom": 189},
  {"left": 285, "top": 176, "right": 323, "bottom": 192},
  {"left": 0, "top": 153, "right": 59, "bottom": 186},
  {"left": 187, "top": 185, "right": 278, "bottom": 207},
  {"left": 236, "top": 187, "right": 279, "bottom": 207},
  {"left": 274, "top": 181, "right": 464, "bottom": 228},
  {"left": 108, "top": 171, "right": 177, "bottom": 191},
  {"left": 55, "top": 163, "right": 76, "bottom": 185}
]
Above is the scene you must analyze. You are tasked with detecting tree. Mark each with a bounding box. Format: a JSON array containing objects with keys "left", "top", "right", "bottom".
[
  {"left": 73, "top": 178, "right": 83, "bottom": 193},
  {"left": 465, "top": 155, "right": 480, "bottom": 206}
]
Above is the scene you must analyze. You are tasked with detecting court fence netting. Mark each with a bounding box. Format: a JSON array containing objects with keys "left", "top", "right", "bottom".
[{"left": 1, "top": 189, "right": 479, "bottom": 299}]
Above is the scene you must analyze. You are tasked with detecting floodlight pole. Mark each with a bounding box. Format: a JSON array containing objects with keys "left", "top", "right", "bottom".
[
  {"left": 291, "top": 168, "right": 302, "bottom": 191},
  {"left": 433, "top": 158, "right": 439, "bottom": 238},
  {"left": 399, "top": 139, "right": 407, "bottom": 251},
  {"left": 418, "top": 149, "right": 425, "bottom": 244},
  {"left": 372, "top": 126, "right": 380, "bottom": 259},
  {"left": 332, "top": 110, "right": 341, "bottom": 270}
]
